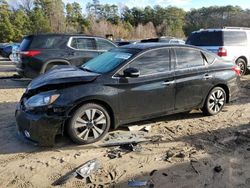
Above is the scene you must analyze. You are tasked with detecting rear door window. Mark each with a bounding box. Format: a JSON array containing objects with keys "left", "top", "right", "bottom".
[
  {"left": 175, "top": 48, "right": 204, "bottom": 69},
  {"left": 186, "top": 31, "right": 223, "bottom": 46},
  {"left": 96, "top": 38, "right": 116, "bottom": 51},
  {"left": 70, "top": 38, "right": 96, "bottom": 50},
  {"left": 223, "top": 31, "right": 247, "bottom": 46}
]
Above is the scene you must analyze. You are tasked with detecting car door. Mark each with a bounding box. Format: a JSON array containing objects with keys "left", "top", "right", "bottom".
[
  {"left": 96, "top": 38, "right": 117, "bottom": 55},
  {"left": 68, "top": 37, "right": 99, "bottom": 66},
  {"left": 173, "top": 47, "right": 211, "bottom": 110},
  {"left": 115, "top": 48, "right": 175, "bottom": 123}
]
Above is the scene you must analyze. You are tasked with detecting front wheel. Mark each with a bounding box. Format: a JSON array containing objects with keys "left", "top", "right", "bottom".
[
  {"left": 67, "top": 103, "right": 111, "bottom": 145},
  {"left": 202, "top": 87, "right": 226, "bottom": 116}
]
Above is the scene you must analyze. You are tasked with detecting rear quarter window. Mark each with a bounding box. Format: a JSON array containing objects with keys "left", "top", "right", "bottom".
[
  {"left": 96, "top": 38, "right": 116, "bottom": 51},
  {"left": 29, "top": 36, "right": 66, "bottom": 49},
  {"left": 202, "top": 51, "right": 216, "bottom": 64},
  {"left": 186, "top": 31, "right": 223, "bottom": 46},
  {"left": 223, "top": 31, "right": 247, "bottom": 46}
]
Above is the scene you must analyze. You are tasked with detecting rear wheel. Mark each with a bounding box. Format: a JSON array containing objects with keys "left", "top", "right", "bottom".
[
  {"left": 202, "top": 87, "right": 226, "bottom": 116},
  {"left": 67, "top": 103, "right": 111, "bottom": 145},
  {"left": 236, "top": 58, "right": 247, "bottom": 76}
]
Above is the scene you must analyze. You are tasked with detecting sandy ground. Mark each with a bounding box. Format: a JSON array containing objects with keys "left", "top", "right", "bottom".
[{"left": 0, "top": 58, "right": 250, "bottom": 188}]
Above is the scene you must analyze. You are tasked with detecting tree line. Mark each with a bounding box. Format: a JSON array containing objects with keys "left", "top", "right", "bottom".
[{"left": 0, "top": 0, "right": 250, "bottom": 42}]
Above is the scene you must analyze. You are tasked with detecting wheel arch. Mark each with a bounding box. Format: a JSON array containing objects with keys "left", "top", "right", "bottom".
[
  {"left": 64, "top": 99, "right": 116, "bottom": 132},
  {"left": 41, "top": 59, "right": 71, "bottom": 73},
  {"left": 206, "top": 84, "right": 230, "bottom": 104},
  {"left": 236, "top": 56, "right": 248, "bottom": 66}
]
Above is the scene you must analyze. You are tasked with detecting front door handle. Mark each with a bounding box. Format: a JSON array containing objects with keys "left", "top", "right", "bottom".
[
  {"left": 162, "top": 80, "right": 175, "bottom": 85},
  {"left": 203, "top": 74, "right": 213, "bottom": 80}
]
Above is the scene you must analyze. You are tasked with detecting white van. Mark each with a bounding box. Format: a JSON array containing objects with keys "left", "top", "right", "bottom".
[{"left": 186, "top": 27, "right": 250, "bottom": 75}]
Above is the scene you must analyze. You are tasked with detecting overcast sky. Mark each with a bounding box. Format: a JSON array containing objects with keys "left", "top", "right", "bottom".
[
  {"left": 63, "top": 0, "right": 250, "bottom": 10},
  {"left": 7, "top": 0, "right": 250, "bottom": 11}
]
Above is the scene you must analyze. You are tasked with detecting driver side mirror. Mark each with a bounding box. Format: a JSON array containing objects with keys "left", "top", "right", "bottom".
[{"left": 123, "top": 67, "right": 140, "bottom": 78}]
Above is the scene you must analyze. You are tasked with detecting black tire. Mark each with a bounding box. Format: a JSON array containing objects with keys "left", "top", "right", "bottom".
[
  {"left": 202, "top": 87, "right": 226, "bottom": 116},
  {"left": 236, "top": 58, "right": 247, "bottom": 76},
  {"left": 67, "top": 103, "right": 111, "bottom": 145}
]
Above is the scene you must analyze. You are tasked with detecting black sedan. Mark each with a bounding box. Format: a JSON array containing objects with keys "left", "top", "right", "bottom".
[{"left": 15, "top": 43, "right": 240, "bottom": 146}]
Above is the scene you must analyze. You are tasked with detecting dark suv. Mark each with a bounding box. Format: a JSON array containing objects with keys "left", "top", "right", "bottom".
[{"left": 16, "top": 34, "right": 117, "bottom": 78}]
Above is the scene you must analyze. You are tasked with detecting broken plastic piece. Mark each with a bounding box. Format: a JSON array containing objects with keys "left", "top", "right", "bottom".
[
  {"left": 76, "top": 159, "right": 100, "bottom": 178},
  {"left": 52, "top": 159, "right": 100, "bottom": 186},
  {"left": 128, "top": 180, "right": 148, "bottom": 187}
]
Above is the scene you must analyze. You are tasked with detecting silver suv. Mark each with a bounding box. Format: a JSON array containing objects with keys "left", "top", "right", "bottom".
[{"left": 186, "top": 27, "right": 250, "bottom": 75}]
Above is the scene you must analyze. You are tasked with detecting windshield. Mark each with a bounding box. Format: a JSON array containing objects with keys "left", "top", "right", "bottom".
[{"left": 82, "top": 51, "right": 133, "bottom": 74}]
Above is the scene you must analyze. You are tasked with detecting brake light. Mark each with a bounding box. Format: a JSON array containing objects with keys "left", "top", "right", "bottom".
[
  {"left": 232, "top": 66, "right": 241, "bottom": 76},
  {"left": 218, "top": 48, "right": 227, "bottom": 57},
  {"left": 21, "top": 50, "right": 41, "bottom": 57}
]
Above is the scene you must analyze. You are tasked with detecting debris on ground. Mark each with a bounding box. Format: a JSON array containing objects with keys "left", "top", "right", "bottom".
[
  {"left": 175, "top": 152, "right": 185, "bottom": 158},
  {"left": 190, "top": 160, "right": 200, "bottom": 175},
  {"left": 128, "top": 180, "right": 154, "bottom": 187},
  {"left": 105, "top": 143, "right": 143, "bottom": 159},
  {"left": 162, "top": 173, "right": 168, "bottom": 176},
  {"left": 52, "top": 159, "right": 100, "bottom": 186},
  {"left": 149, "top": 170, "right": 158, "bottom": 176},
  {"left": 76, "top": 159, "right": 100, "bottom": 178},
  {"left": 214, "top": 165, "right": 222, "bottom": 173},
  {"left": 128, "top": 125, "right": 152, "bottom": 132},
  {"left": 106, "top": 148, "right": 123, "bottom": 159}
]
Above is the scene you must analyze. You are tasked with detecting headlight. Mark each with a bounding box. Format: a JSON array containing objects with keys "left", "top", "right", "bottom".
[{"left": 24, "top": 92, "right": 60, "bottom": 109}]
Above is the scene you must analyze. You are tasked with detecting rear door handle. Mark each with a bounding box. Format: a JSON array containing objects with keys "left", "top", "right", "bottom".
[
  {"left": 203, "top": 74, "right": 213, "bottom": 80},
  {"left": 162, "top": 80, "right": 175, "bottom": 85}
]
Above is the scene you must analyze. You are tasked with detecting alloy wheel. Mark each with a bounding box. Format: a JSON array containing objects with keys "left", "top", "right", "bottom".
[
  {"left": 208, "top": 89, "right": 225, "bottom": 113},
  {"left": 73, "top": 108, "right": 107, "bottom": 141}
]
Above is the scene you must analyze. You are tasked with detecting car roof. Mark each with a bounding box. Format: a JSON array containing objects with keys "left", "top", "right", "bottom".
[
  {"left": 119, "top": 42, "right": 201, "bottom": 51},
  {"left": 192, "top": 27, "right": 250, "bottom": 33},
  {"left": 24, "top": 33, "right": 109, "bottom": 39}
]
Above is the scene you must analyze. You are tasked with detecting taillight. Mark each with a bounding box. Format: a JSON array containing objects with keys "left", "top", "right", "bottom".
[
  {"left": 21, "top": 50, "right": 41, "bottom": 57},
  {"left": 232, "top": 66, "right": 241, "bottom": 76},
  {"left": 218, "top": 47, "right": 227, "bottom": 57}
]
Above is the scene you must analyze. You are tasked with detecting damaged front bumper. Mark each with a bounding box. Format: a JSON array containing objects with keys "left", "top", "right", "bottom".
[{"left": 15, "top": 103, "right": 65, "bottom": 147}]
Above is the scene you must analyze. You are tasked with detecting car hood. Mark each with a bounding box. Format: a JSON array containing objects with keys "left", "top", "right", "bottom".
[{"left": 27, "top": 65, "right": 100, "bottom": 91}]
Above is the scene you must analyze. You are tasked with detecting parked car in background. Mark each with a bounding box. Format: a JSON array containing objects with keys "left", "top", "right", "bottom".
[
  {"left": 16, "top": 43, "right": 240, "bottom": 146},
  {"left": 0, "top": 43, "right": 9, "bottom": 48},
  {"left": 115, "top": 40, "right": 137, "bottom": 46},
  {"left": 11, "top": 44, "right": 20, "bottom": 62},
  {"left": 16, "top": 34, "right": 117, "bottom": 78},
  {"left": 0, "top": 43, "right": 20, "bottom": 60},
  {"left": 186, "top": 27, "right": 250, "bottom": 75},
  {"left": 141, "top": 37, "right": 185, "bottom": 44}
]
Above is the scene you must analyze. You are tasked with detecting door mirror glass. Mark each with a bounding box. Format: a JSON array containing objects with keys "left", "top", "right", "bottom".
[{"left": 123, "top": 67, "right": 140, "bottom": 78}]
